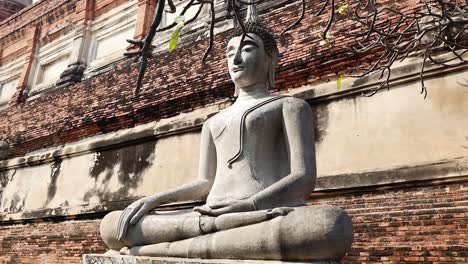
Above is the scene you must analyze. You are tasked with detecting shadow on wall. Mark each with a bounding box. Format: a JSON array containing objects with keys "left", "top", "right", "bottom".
[
  {"left": 83, "top": 140, "right": 157, "bottom": 203},
  {"left": 0, "top": 141, "right": 9, "bottom": 160},
  {"left": 310, "top": 103, "right": 329, "bottom": 143},
  {"left": 0, "top": 169, "right": 16, "bottom": 212},
  {"left": 44, "top": 157, "right": 62, "bottom": 206}
]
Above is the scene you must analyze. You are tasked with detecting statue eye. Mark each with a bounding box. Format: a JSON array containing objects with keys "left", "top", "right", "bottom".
[{"left": 242, "top": 45, "right": 256, "bottom": 52}]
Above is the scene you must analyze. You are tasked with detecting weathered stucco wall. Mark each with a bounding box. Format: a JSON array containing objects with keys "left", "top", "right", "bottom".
[
  {"left": 1, "top": 132, "right": 200, "bottom": 215},
  {"left": 314, "top": 68, "right": 468, "bottom": 177},
  {"left": 0, "top": 103, "right": 219, "bottom": 220},
  {"left": 0, "top": 58, "right": 466, "bottom": 222}
]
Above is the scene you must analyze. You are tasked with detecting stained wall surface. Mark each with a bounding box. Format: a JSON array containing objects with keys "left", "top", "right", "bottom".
[
  {"left": 315, "top": 69, "right": 468, "bottom": 177},
  {"left": 0, "top": 132, "right": 200, "bottom": 217}
]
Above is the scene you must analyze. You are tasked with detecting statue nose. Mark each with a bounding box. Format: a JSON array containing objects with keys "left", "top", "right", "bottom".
[{"left": 233, "top": 50, "right": 242, "bottom": 65}]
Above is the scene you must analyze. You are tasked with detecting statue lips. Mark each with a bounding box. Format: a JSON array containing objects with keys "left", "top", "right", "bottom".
[{"left": 232, "top": 66, "right": 244, "bottom": 72}]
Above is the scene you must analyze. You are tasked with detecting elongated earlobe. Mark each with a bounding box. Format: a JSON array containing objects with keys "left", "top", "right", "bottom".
[
  {"left": 268, "top": 52, "right": 278, "bottom": 89},
  {"left": 268, "top": 65, "right": 276, "bottom": 89},
  {"left": 234, "top": 85, "right": 239, "bottom": 97}
]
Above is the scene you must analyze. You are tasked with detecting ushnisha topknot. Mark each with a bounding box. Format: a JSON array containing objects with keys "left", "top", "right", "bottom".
[
  {"left": 232, "top": 0, "right": 278, "bottom": 58},
  {"left": 233, "top": 21, "right": 279, "bottom": 58}
]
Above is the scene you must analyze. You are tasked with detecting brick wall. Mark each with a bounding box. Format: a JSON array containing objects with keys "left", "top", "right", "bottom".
[
  {"left": 0, "top": 180, "right": 465, "bottom": 263},
  {"left": 312, "top": 180, "right": 468, "bottom": 264},
  {"left": 0, "top": 217, "right": 104, "bottom": 263}
]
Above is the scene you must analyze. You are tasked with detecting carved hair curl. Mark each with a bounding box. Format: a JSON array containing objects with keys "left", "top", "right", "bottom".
[{"left": 233, "top": 21, "right": 278, "bottom": 58}]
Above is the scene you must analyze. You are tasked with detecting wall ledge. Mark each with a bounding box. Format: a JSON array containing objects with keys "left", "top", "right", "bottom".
[
  {"left": 291, "top": 52, "right": 468, "bottom": 104},
  {"left": 1, "top": 158, "right": 466, "bottom": 223}
]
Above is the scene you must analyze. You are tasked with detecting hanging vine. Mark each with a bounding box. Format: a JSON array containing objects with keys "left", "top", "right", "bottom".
[{"left": 125, "top": 0, "right": 467, "bottom": 97}]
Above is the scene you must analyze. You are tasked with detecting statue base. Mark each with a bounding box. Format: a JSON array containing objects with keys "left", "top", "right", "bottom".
[{"left": 82, "top": 254, "right": 341, "bottom": 264}]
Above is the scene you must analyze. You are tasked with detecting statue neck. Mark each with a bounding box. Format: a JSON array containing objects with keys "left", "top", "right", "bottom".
[{"left": 236, "top": 83, "right": 270, "bottom": 102}]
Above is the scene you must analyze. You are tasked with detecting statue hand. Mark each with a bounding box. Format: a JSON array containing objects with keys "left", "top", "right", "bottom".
[
  {"left": 117, "top": 197, "right": 157, "bottom": 241},
  {"left": 267, "top": 207, "right": 294, "bottom": 218},
  {"left": 194, "top": 199, "right": 255, "bottom": 216}
]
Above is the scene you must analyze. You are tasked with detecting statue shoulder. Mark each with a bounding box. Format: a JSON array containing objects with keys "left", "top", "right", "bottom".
[
  {"left": 281, "top": 96, "right": 312, "bottom": 114},
  {"left": 202, "top": 116, "right": 214, "bottom": 131},
  {"left": 202, "top": 111, "right": 227, "bottom": 138},
  {"left": 204, "top": 111, "right": 223, "bottom": 127}
]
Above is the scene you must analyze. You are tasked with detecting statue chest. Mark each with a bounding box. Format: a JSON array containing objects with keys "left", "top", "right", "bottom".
[
  {"left": 206, "top": 99, "right": 288, "bottom": 202},
  {"left": 209, "top": 99, "right": 284, "bottom": 165}
]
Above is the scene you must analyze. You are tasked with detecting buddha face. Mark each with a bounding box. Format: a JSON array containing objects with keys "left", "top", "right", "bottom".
[{"left": 226, "top": 33, "right": 271, "bottom": 89}]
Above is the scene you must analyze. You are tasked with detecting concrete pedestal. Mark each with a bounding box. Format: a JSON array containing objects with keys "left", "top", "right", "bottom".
[{"left": 82, "top": 254, "right": 340, "bottom": 264}]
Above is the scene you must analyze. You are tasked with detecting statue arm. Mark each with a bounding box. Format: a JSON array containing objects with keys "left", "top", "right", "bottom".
[
  {"left": 146, "top": 120, "right": 217, "bottom": 205},
  {"left": 250, "top": 99, "right": 316, "bottom": 210},
  {"left": 117, "top": 121, "right": 216, "bottom": 239}
]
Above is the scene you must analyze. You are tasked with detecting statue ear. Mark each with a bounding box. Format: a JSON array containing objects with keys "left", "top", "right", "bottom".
[{"left": 268, "top": 51, "right": 278, "bottom": 89}]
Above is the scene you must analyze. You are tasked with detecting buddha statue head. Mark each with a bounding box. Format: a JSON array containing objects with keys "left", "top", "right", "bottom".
[{"left": 227, "top": 6, "right": 278, "bottom": 96}]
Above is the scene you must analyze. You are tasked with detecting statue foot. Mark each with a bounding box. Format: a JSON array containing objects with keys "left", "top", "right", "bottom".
[
  {"left": 121, "top": 245, "right": 153, "bottom": 256},
  {"left": 103, "top": 249, "right": 120, "bottom": 255},
  {"left": 120, "top": 246, "right": 138, "bottom": 256}
]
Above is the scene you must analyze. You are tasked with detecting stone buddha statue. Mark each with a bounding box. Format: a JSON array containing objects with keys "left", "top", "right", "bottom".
[{"left": 100, "top": 6, "right": 353, "bottom": 262}]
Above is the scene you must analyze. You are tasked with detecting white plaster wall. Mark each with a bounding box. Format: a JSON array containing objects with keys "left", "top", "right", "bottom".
[
  {"left": 137, "top": 132, "right": 200, "bottom": 196},
  {"left": 0, "top": 132, "right": 200, "bottom": 215},
  {"left": 315, "top": 70, "right": 468, "bottom": 176},
  {"left": 47, "top": 154, "right": 101, "bottom": 208},
  {"left": 1, "top": 163, "right": 51, "bottom": 212}
]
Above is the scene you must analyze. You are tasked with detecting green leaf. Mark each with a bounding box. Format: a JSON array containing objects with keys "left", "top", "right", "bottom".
[
  {"left": 337, "top": 4, "right": 350, "bottom": 15},
  {"left": 337, "top": 74, "right": 346, "bottom": 90},
  {"left": 174, "top": 15, "right": 185, "bottom": 24},
  {"left": 169, "top": 26, "right": 183, "bottom": 52}
]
